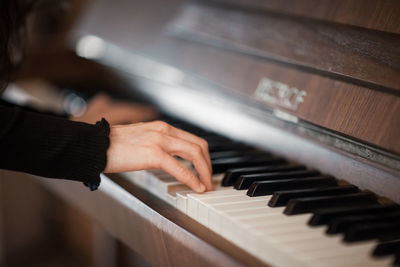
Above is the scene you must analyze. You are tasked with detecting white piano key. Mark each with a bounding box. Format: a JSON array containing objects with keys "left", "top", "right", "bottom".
[
  {"left": 176, "top": 190, "right": 192, "bottom": 212},
  {"left": 170, "top": 173, "right": 226, "bottom": 194},
  {"left": 209, "top": 206, "right": 281, "bottom": 232},
  {"left": 297, "top": 242, "right": 378, "bottom": 260},
  {"left": 276, "top": 234, "right": 344, "bottom": 252},
  {"left": 253, "top": 226, "right": 390, "bottom": 267},
  {"left": 238, "top": 213, "right": 310, "bottom": 228},
  {"left": 186, "top": 188, "right": 246, "bottom": 219},
  {"left": 177, "top": 186, "right": 237, "bottom": 213},
  {"left": 299, "top": 242, "right": 393, "bottom": 267},
  {"left": 310, "top": 252, "right": 393, "bottom": 267},
  {"left": 197, "top": 194, "right": 266, "bottom": 225},
  {"left": 211, "top": 197, "right": 273, "bottom": 239}
]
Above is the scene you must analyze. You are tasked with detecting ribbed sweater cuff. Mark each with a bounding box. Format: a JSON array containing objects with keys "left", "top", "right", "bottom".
[{"left": 82, "top": 118, "right": 110, "bottom": 191}]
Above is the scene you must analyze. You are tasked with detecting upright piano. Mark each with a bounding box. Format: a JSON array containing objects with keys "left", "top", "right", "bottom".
[{"left": 38, "top": 0, "right": 400, "bottom": 266}]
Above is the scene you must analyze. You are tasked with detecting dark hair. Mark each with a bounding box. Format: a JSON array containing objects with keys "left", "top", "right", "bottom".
[{"left": 0, "top": 0, "right": 35, "bottom": 91}]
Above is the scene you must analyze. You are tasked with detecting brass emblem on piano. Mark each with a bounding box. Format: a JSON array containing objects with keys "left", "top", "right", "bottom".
[{"left": 254, "top": 78, "right": 307, "bottom": 111}]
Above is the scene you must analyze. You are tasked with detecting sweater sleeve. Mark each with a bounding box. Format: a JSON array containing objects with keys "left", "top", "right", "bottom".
[{"left": 0, "top": 104, "right": 110, "bottom": 190}]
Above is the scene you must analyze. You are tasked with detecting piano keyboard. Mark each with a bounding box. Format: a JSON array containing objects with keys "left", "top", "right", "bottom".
[{"left": 120, "top": 118, "right": 400, "bottom": 267}]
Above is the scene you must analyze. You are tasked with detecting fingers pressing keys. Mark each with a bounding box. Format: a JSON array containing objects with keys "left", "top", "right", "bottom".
[{"left": 104, "top": 120, "right": 212, "bottom": 193}]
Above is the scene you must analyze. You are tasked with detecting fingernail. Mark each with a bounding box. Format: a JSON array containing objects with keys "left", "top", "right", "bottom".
[{"left": 198, "top": 183, "right": 206, "bottom": 192}]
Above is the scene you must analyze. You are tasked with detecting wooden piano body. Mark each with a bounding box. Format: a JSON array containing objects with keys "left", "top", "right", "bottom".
[{"left": 2, "top": 0, "right": 400, "bottom": 266}]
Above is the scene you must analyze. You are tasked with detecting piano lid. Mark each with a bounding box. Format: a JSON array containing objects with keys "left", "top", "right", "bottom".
[{"left": 69, "top": 0, "right": 400, "bottom": 171}]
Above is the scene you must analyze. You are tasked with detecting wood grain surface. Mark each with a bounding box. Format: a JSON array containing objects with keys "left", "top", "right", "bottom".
[
  {"left": 169, "top": 2, "right": 400, "bottom": 93},
  {"left": 156, "top": 40, "right": 400, "bottom": 154},
  {"left": 205, "top": 0, "right": 400, "bottom": 34}
]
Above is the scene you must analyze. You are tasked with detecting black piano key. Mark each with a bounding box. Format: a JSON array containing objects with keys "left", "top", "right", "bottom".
[
  {"left": 284, "top": 192, "right": 378, "bottom": 215},
  {"left": 210, "top": 150, "right": 245, "bottom": 160},
  {"left": 222, "top": 164, "right": 306, "bottom": 187},
  {"left": 373, "top": 239, "right": 400, "bottom": 257},
  {"left": 344, "top": 221, "right": 400, "bottom": 242},
  {"left": 327, "top": 211, "right": 400, "bottom": 234},
  {"left": 202, "top": 136, "right": 231, "bottom": 144},
  {"left": 234, "top": 170, "right": 320, "bottom": 190},
  {"left": 247, "top": 176, "right": 337, "bottom": 197},
  {"left": 308, "top": 204, "right": 400, "bottom": 226},
  {"left": 212, "top": 156, "right": 285, "bottom": 174},
  {"left": 208, "top": 143, "right": 251, "bottom": 153},
  {"left": 268, "top": 185, "right": 359, "bottom": 207},
  {"left": 210, "top": 149, "right": 269, "bottom": 160}
]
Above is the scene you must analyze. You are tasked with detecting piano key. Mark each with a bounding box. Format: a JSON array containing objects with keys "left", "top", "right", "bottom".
[
  {"left": 284, "top": 192, "right": 378, "bottom": 215},
  {"left": 285, "top": 241, "right": 392, "bottom": 267},
  {"left": 215, "top": 204, "right": 275, "bottom": 236},
  {"left": 247, "top": 175, "right": 337, "bottom": 197},
  {"left": 248, "top": 218, "right": 381, "bottom": 267},
  {"left": 308, "top": 204, "right": 400, "bottom": 226},
  {"left": 210, "top": 149, "right": 269, "bottom": 160},
  {"left": 236, "top": 214, "right": 313, "bottom": 247},
  {"left": 199, "top": 135, "right": 230, "bottom": 143},
  {"left": 373, "top": 239, "right": 400, "bottom": 257},
  {"left": 327, "top": 211, "right": 400, "bottom": 234},
  {"left": 252, "top": 226, "right": 392, "bottom": 267},
  {"left": 268, "top": 185, "right": 360, "bottom": 207},
  {"left": 234, "top": 169, "right": 320, "bottom": 190},
  {"left": 197, "top": 194, "right": 270, "bottom": 225},
  {"left": 238, "top": 209, "right": 391, "bottom": 266},
  {"left": 212, "top": 156, "right": 285, "bottom": 173},
  {"left": 186, "top": 188, "right": 247, "bottom": 218},
  {"left": 296, "top": 244, "right": 393, "bottom": 267},
  {"left": 209, "top": 205, "right": 283, "bottom": 233},
  {"left": 210, "top": 198, "right": 276, "bottom": 237},
  {"left": 208, "top": 142, "right": 252, "bottom": 153},
  {"left": 176, "top": 190, "right": 193, "bottom": 213},
  {"left": 221, "top": 164, "right": 306, "bottom": 186},
  {"left": 344, "top": 221, "right": 400, "bottom": 242}
]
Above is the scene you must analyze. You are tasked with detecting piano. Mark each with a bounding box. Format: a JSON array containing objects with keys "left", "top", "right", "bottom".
[{"left": 35, "top": 0, "right": 400, "bottom": 266}]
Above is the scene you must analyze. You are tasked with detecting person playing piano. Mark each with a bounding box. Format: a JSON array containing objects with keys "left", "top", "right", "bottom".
[{"left": 0, "top": 0, "right": 213, "bottom": 193}]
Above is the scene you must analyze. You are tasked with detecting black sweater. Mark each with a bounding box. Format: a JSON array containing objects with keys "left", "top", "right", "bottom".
[{"left": 0, "top": 101, "right": 110, "bottom": 190}]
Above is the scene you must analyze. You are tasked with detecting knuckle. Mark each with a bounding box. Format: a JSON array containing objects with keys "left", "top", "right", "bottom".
[
  {"left": 154, "top": 120, "right": 170, "bottom": 132},
  {"left": 192, "top": 144, "right": 202, "bottom": 157},
  {"left": 200, "top": 138, "right": 209, "bottom": 150}
]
